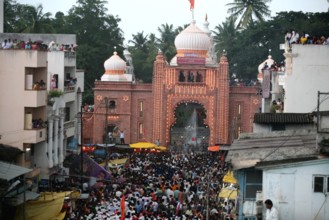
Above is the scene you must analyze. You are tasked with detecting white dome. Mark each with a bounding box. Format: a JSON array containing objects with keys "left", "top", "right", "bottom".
[
  {"left": 104, "top": 52, "right": 126, "bottom": 74},
  {"left": 174, "top": 20, "right": 210, "bottom": 52}
]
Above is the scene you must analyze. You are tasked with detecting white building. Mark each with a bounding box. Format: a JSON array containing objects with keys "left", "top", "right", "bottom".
[
  {"left": 284, "top": 45, "right": 329, "bottom": 113},
  {"left": 257, "top": 158, "right": 329, "bottom": 220},
  {"left": 0, "top": 33, "right": 84, "bottom": 179},
  {"left": 226, "top": 43, "right": 329, "bottom": 220}
]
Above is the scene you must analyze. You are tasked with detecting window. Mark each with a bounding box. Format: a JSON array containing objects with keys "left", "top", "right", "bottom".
[
  {"left": 109, "top": 100, "right": 116, "bottom": 109},
  {"left": 271, "top": 124, "right": 286, "bottom": 131},
  {"left": 245, "top": 170, "right": 262, "bottom": 199},
  {"left": 139, "top": 123, "right": 143, "bottom": 139},
  {"left": 139, "top": 101, "right": 143, "bottom": 117},
  {"left": 64, "top": 107, "right": 70, "bottom": 122},
  {"left": 313, "top": 175, "right": 329, "bottom": 193}
]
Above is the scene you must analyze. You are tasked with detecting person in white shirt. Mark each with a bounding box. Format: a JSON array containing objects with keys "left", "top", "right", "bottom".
[
  {"left": 265, "top": 199, "right": 279, "bottom": 220},
  {"left": 119, "top": 130, "right": 125, "bottom": 144}
]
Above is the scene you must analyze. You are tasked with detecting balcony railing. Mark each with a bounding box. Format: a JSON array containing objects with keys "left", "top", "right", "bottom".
[
  {"left": 64, "top": 51, "right": 76, "bottom": 58},
  {"left": 64, "top": 121, "right": 75, "bottom": 129},
  {"left": 64, "top": 85, "right": 76, "bottom": 93}
]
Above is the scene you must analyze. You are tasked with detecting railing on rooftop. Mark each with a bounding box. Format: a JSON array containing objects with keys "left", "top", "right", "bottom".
[{"left": 64, "top": 51, "right": 76, "bottom": 58}]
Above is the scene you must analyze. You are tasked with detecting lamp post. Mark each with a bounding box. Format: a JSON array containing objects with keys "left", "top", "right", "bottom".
[
  {"left": 80, "top": 104, "right": 83, "bottom": 187},
  {"left": 104, "top": 97, "right": 109, "bottom": 170},
  {"left": 77, "top": 88, "right": 83, "bottom": 188}
]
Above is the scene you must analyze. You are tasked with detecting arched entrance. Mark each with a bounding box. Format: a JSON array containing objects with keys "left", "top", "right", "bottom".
[{"left": 170, "top": 102, "right": 210, "bottom": 152}]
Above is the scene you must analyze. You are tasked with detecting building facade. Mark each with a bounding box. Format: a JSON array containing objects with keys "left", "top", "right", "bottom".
[
  {"left": 0, "top": 33, "right": 84, "bottom": 179},
  {"left": 84, "top": 19, "right": 259, "bottom": 149}
]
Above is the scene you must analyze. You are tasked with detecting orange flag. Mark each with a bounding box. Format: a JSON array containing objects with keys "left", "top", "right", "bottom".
[
  {"left": 189, "top": 0, "right": 195, "bottom": 10},
  {"left": 120, "top": 195, "right": 125, "bottom": 220}
]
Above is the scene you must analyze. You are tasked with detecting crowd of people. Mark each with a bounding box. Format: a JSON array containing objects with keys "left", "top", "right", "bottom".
[
  {"left": 285, "top": 30, "right": 329, "bottom": 50},
  {"left": 56, "top": 151, "right": 237, "bottom": 220},
  {"left": 0, "top": 38, "right": 77, "bottom": 52}
]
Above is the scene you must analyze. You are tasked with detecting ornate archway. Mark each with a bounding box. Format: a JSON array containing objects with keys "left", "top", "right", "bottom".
[{"left": 170, "top": 101, "right": 210, "bottom": 152}]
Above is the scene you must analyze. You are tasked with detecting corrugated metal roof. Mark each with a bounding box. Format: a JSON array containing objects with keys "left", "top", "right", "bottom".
[
  {"left": 0, "top": 161, "right": 32, "bottom": 181},
  {"left": 226, "top": 133, "right": 318, "bottom": 170},
  {"left": 254, "top": 113, "right": 314, "bottom": 124}
]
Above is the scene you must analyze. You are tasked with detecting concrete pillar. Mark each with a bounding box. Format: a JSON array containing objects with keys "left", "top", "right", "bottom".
[
  {"left": 47, "top": 116, "right": 54, "bottom": 168},
  {"left": 53, "top": 114, "right": 59, "bottom": 165},
  {"left": 59, "top": 111, "right": 64, "bottom": 166}
]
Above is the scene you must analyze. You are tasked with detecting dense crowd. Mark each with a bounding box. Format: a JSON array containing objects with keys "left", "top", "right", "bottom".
[
  {"left": 285, "top": 30, "right": 329, "bottom": 49},
  {"left": 0, "top": 38, "right": 77, "bottom": 52},
  {"left": 58, "top": 151, "right": 236, "bottom": 220}
]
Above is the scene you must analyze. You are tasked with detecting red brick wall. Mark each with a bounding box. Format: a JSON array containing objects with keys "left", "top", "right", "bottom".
[
  {"left": 84, "top": 57, "right": 259, "bottom": 146},
  {"left": 229, "top": 86, "right": 259, "bottom": 143}
]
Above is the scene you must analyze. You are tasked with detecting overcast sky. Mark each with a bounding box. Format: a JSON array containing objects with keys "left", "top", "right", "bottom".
[{"left": 17, "top": 0, "right": 329, "bottom": 44}]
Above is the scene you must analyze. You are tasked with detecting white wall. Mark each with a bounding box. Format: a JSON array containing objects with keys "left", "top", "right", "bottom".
[
  {"left": 48, "top": 52, "right": 65, "bottom": 90},
  {"left": 253, "top": 123, "right": 315, "bottom": 133},
  {"left": 285, "top": 45, "right": 329, "bottom": 113},
  {"left": 262, "top": 159, "right": 329, "bottom": 220}
]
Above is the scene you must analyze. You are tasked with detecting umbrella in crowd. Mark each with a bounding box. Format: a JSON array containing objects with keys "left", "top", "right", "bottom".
[
  {"left": 218, "top": 187, "right": 238, "bottom": 200},
  {"left": 208, "top": 145, "right": 220, "bottom": 152},
  {"left": 129, "top": 142, "right": 157, "bottom": 149}
]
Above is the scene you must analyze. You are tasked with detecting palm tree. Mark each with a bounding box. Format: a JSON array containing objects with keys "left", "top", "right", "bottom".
[
  {"left": 226, "top": 0, "right": 271, "bottom": 29},
  {"left": 20, "top": 4, "right": 54, "bottom": 33},
  {"left": 129, "top": 32, "right": 149, "bottom": 52},
  {"left": 213, "top": 17, "right": 238, "bottom": 57},
  {"left": 157, "top": 23, "right": 177, "bottom": 62}
]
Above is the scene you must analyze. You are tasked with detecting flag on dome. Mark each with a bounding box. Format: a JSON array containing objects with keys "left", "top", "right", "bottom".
[{"left": 189, "top": 0, "right": 195, "bottom": 10}]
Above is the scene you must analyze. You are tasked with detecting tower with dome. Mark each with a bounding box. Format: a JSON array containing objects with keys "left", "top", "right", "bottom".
[{"left": 86, "top": 17, "right": 259, "bottom": 149}]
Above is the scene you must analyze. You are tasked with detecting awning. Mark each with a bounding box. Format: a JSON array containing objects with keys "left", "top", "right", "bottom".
[
  {"left": 208, "top": 146, "right": 220, "bottom": 152},
  {"left": 218, "top": 188, "right": 238, "bottom": 200},
  {"left": 96, "top": 143, "right": 116, "bottom": 148},
  {"left": 129, "top": 142, "right": 157, "bottom": 149},
  {"left": 0, "top": 161, "right": 32, "bottom": 181},
  {"left": 0, "top": 144, "right": 23, "bottom": 162},
  {"left": 4, "top": 191, "right": 39, "bottom": 206},
  {"left": 14, "top": 191, "right": 73, "bottom": 220}
]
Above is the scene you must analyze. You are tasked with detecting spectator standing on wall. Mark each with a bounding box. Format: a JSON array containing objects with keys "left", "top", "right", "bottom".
[{"left": 119, "top": 130, "right": 125, "bottom": 144}]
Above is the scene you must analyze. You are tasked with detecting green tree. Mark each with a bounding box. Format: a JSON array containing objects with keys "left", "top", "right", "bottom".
[
  {"left": 65, "top": 0, "right": 124, "bottom": 103},
  {"left": 226, "top": 0, "right": 271, "bottom": 29},
  {"left": 157, "top": 23, "right": 177, "bottom": 62},
  {"left": 52, "top": 12, "right": 68, "bottom": 34},
  {"left": 4, "top": 0, "right": 53, "bottom": 33},
  {"left": 213, "top": 16, "right": 238, "bottom": 58},
  {"left": 129, "top": 32, "right": 153, "bottom": 82},
  {"left": 3, "top": 0, "right": 18, "bottom": 32},
  {"left": 19, "top": 4, "right": 54, "bottom": 33},
  {"left": 129, "top": 31, "right": 149, "bottom": 52}
]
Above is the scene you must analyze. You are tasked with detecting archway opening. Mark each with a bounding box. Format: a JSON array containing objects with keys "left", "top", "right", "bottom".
[{"left": 170, "top": 102, "right": 209, "bottom": 152}]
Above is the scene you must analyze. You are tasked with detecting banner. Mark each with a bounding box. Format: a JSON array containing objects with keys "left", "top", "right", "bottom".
[{"left": 68, "top": 153, "right": 111, "bottom": 185}]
